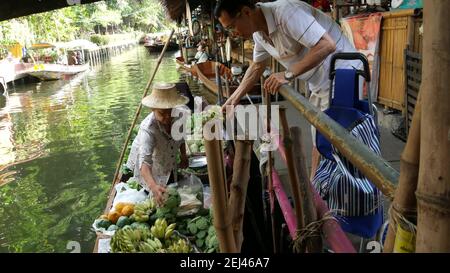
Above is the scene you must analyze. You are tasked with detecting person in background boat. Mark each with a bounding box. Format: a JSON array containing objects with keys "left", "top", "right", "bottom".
[
  {"left": 125, "top": 83, "right": 190, "bottom": 206},
  {"left": 68, "top": 51, "right": 78, "bottom": 65},
  {"left": 194, "top": 42, "right": 209, "bottom": 64},
  {"left": 215, "top": 0, "right": 362, "bottom": 180},
  {"left": 76, "top": 51, "right": 84, "bottom": 65}
]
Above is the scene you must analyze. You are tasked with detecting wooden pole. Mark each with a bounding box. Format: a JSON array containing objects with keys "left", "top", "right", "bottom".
[
  {"left": 416, "top": 0, "right": 450, "bottom": 253},
  {"left": 274, "top": 127, "right": 356, "bottom": 252},
  {"left": 291, "top": 127, "right": 322, "bottom": 253},
  {"left": 265, "top": 85, "right": 278, "bottom": 252},
  {"left": 204, "top": 135, "right": 237, "bottom": 253},
  {"left": 383, "top": 97, "right": 421, "bottom": 252},
  {"left": 228, "top": 140, "right": 253, "bottom": 251},
  {"left": 279, "top": 109, "right": 305, "bottom": 247}
]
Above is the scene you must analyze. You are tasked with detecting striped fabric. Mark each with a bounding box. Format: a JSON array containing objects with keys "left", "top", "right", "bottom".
[{"left": 312, "top": 114, "right": 382, "bottom": 217}]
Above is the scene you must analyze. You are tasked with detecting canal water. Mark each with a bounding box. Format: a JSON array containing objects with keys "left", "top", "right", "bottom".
[{"left": 0, "top": 46, "right": 212, "bottom": 252}]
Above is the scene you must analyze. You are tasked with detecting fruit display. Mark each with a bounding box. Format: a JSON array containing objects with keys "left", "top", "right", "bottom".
[
  {"left": 127, "top": 179, "right": 142, "bottom": 191},
  {"left": 95, "top": 183, "right": 220, "bottom": 253},
  {"left": 110, "top": 219, "right": 190, "bottom": 253},
  {"left": 110, "top": 225, "right": 162, "bottom": 253},
  {"left": 205, "top": 225, "right": 219, "bottom": 253},
  {"left": 150, "top": 186, "right": 181, "bottom": 223},
  {"left": 167, "top": 238, "right": 191, "bottom": 253},
  {"left": 185, "top": 107, "right": 224, "bottom": 155},
  {"left": 130, "top": 199, "right": 156, "bottom": 223}
]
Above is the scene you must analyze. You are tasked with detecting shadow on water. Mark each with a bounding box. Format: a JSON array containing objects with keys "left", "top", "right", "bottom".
[{"left": 0, "top": 46, "right": 212, "bottom": 252}]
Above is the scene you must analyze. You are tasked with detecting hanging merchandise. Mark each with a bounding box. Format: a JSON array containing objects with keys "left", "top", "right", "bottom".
[
  {"left": 225, "top": 37, "right": 232, "bottom": 63},
  {"left": 393, "top": 222, "right": 416, "bottom": 253},
  {"left": 186, "top": 0, "right": 193, "bottom": 37},
  {"left": 340, "top": 13, "right": 383, "bottom": 101},
  {"left": 392, "top": 0, "right": 423, "bottom": 10}
]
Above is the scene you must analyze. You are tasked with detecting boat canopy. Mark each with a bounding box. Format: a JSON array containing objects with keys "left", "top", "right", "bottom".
[{"left": 30, "top": 40, "right": 99, "bottom": 50}]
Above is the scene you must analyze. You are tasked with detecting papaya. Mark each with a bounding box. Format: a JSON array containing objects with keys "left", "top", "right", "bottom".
[
  {"left": 107, "top": 211, "right": 121, "bottom": 224},
  {"left": 115, "top": 202, "right": 133, "bottom": 212},
  {"left": 121, "top": 205, "right": 135, "bottom": 217}
]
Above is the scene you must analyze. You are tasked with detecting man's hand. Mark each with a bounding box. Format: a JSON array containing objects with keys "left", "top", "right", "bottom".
[
  {"left": 150, "top": 183, "right": 166, "bottom": 207},
  {"left": 264, "top": 72, "right": 289, "bottom": 94},
  {"left": 221, "top": 97, "right": 238, "bottom": 113}
]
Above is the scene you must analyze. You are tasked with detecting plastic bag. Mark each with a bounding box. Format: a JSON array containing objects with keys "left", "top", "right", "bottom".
[
  {"left": 177, "top": 174, "right": 204, "bottom": 203},
  {"left": 203, "top": 186, "right": 212, "bottom": 209},
  {"left": 176, "top": 174, "right": 204, "bottom": 216},
  {"left": 112, "top": 182, "right": 148, "bottom": 209}
]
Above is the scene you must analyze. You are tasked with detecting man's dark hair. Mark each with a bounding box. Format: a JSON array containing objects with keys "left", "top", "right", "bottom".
[{"left": 214, "top": 0, "right": 256, "bottom": 18}]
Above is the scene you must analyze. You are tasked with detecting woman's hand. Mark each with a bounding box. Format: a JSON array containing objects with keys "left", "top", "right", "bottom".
[{"left": 150, "top": 183, "right": 167, "bottom": 206}]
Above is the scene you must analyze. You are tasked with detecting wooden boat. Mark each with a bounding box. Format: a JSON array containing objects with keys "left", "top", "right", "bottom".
[
  {"left": 175, "top": 56, "right": 197, "bottom": 77},
  {"left": 194, "top": 61, "right": 262, "bottom": 102},
  {"left": 27, "top": 63, "right": 89, "bottom": 81},
  {"left": 144, "top": 41, "right": 179, "bottom": 53}
]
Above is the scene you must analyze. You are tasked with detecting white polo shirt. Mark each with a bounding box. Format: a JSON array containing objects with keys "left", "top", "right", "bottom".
[{"left": 253, "top": 0, "right": 361, "bottom": 95}]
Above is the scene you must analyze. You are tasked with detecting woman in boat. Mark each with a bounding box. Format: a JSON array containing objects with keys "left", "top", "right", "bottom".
[{"left": 125, "top": 83, "right": 190, "bottom": 205}]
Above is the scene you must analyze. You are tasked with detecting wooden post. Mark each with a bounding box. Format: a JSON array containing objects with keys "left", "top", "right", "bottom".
[
  {"left": 415, "top": 0, "right": 450, "bottom": 253},
  {"left": 383, "top": 97, "right": 421, "bottom": 252},
  {"left": 266, "top": 83, "right": 278, "bottom": 252},
  {"left": 279, "top": 109, "right": 305, "bottom": 240},
  {"left": 291, "top": 127, "right": 322, "bottom": 253},
  {"left": 228, "top": 140, "right": 253, "bottom": 251},
  {"left": 204, "top": 135, "right": 237, "bottom": 253}
]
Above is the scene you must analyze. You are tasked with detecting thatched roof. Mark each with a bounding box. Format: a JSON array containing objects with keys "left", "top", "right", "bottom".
[
  {"left": 158, "top": 0, "right": 273, "bottom": 22},
  {"left": 0, "top": 0, "right": 101, "bottom": 22},
  {"left": 158, "top": 0, "right": 213, "bottom": 21}
]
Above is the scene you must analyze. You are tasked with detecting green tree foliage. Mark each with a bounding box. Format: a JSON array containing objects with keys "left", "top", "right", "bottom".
[{"left": 0, "top": 0, "right": 172, "bottom": 47}]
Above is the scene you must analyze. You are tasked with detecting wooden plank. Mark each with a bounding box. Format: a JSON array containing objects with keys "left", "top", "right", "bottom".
[
  {"left": 408, "top": 96, "right": 417, "bottom": 107},
  {"left": 406, "top": 60, "right": 422, "bottom": 70},
  {"left": 407, "top": 71, "right": 422, "bottom": 82},
  {"left": 407, "top": 80, "right": 421, "bottom": 90},
  {"left": 407, "top": 89, "right": 419, "bottom": 99}
]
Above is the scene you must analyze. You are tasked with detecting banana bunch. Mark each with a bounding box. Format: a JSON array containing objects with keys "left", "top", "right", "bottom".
[
  {"left": 167, "top": 238, "right": 191, "bottom": 253},
  {"left": 131, "top": 199, "right": 155, "bottom": 222},
  {"left": 151, "top": 218, "right": 176, "bottom": 240},
  {"left": 138, "top": 238, "right": 163, "bottom": 253},
  {"left": 110, "top": 227, "right": 152, "bottom": 253}
]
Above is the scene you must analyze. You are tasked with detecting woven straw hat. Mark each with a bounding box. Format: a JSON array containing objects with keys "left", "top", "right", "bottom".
[{"left": 142, "top": 83, "right": 189, "bottom": 109}]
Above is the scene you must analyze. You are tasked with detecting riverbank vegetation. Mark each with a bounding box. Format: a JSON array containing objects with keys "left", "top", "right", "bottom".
[{"left": 0, "top": 0, "right": 174, "bottom": 58}]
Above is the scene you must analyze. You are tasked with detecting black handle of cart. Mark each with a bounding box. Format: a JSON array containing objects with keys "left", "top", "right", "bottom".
[
  {"left": 329, "top": 52, "right": 371, "bottom": 82},
  {"left": 328, "top": 52, "right": 375, "bottom": 117}
]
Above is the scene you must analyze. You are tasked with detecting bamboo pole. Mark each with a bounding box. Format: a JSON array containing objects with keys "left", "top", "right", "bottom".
[
  {"left": 228, "top": 140, "right": 253, "bottom": 251},
  {"left": 383, "top": 97, "right": 421, "bottom": 252},
  {"left": 279, "top": 109, "right": 305, "bottom": 244},
  {"left": 204, "top": 135, "right": 237, "bottom": 253},
  {"left": 110, "top": 29, "right": 176, "bottom": 187},
  {"left": 416, "top": 0, "right": 450, "bottom": 253},
  {"left": 291, "top": 127, "right": 322, "bottom": 253}
]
